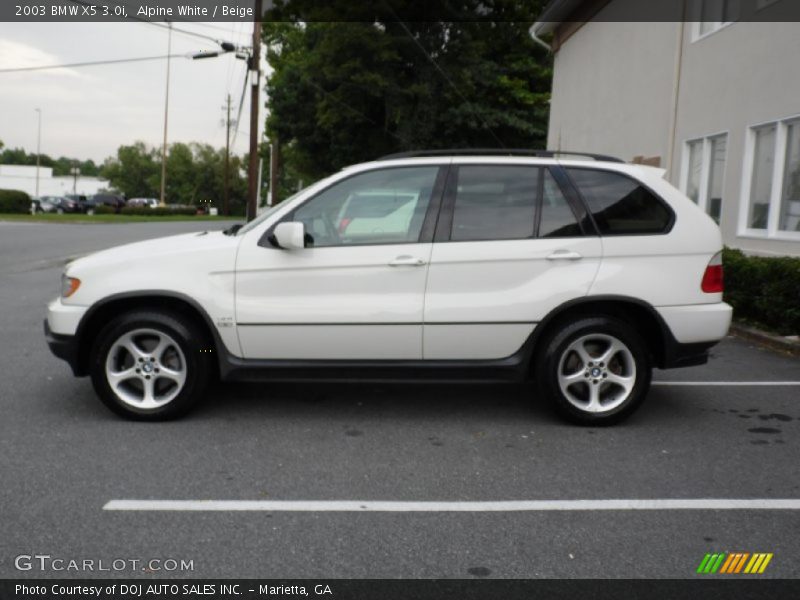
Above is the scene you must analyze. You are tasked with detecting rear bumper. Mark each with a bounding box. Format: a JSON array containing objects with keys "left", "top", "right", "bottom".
[
  {"left": 656, "top": 302, "right": 732, "bottom": 369},
  {"left": 44, "top": 319, "right": 82, "bottom": 376},
  {"left": 656, "top": 302, "right": 733, "bottom": 344}
]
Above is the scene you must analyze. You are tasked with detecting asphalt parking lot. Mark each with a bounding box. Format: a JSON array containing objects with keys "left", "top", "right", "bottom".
[{"left": 1, "top": 220, "right": 798, "bottom": 579}]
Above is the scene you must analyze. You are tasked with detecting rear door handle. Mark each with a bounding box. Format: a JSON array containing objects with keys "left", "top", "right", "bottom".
[
  {"left": 546, "top": 250, "right": 583, "bottom": 261},
  {"left": 389, "top": 255, "right": 426, "bottom": 267}
]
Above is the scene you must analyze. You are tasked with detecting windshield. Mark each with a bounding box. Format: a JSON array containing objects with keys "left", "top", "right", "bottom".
[
  {"left": 236, "top": 171, "right": 345, "bottom": 236},
  {"left": 235, "top": 189, "right": 306, "bottom": 236}
]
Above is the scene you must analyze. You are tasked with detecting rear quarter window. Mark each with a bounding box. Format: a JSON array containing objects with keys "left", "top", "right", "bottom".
[{"left": 566, "top": 168, "right": 673, "bottom": 235}]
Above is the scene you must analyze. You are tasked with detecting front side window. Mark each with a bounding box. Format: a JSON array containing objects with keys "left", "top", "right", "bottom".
[
  {"left": 290, "top": 167, "right": 439, "bottom": 247},
  {"left": 450, "top": 166, "right": 538, "bottom": 241},
  {"left": 567, "top": 168, "right": 672, "bottom": 235}
]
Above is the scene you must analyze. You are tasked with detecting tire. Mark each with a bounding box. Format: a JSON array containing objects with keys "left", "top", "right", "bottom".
[
  {"left": 89, "top": 311, "right": 212, "bottom": 420},
  {"left": 57, "top": 208, "right": 64, "bottom": 215},
  {"left": 535, "top": 316, "right": 652, "bottom": 425}
]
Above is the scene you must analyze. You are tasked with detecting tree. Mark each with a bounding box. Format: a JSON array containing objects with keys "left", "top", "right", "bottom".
[
  {"left": 102, "top": 142, "right": 160, "bottom": 198},
  {"left": 263, "top": 1, "right": 552, "bottom": 184}
]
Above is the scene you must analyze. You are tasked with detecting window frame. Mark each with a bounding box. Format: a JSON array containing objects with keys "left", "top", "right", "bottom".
[
  {"left": 259, "top": 164, "right": 449, "bottom": 249},
  {"left": 433, "top": 164, "right": 591, "bottom": 243},
  {"left": 738, "top": 114, "right": 800, "bottom": 241},
  {"left": 680, "top": 131, "right": 729, "bottom": 223},
  {"left": 562, "top": 166, "right": 676, "bottom": 237},
  {"left": 691, "top": 0, "right": 738, "bottom": 42}
]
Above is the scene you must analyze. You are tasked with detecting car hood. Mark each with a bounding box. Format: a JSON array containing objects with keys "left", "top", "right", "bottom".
[{"left": 66, "top": 230, "right": 240, "bottom": 276}]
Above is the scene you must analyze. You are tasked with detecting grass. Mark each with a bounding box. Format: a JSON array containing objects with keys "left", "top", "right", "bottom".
[{"left": 0, "top": 213, "right": 241, "bottom": 224}]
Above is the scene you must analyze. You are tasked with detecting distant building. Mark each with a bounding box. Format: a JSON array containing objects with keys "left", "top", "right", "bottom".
[
  {"left": 533, "top": 0, "right": 800, "bottom": 256},
  {"left": 0, "top": 164, "right": 109, "bottom": 198}
]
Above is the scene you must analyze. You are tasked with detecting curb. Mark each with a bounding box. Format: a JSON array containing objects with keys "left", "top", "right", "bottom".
[{"left": 730, "top": 323, "right": 800, "bottom": 357}]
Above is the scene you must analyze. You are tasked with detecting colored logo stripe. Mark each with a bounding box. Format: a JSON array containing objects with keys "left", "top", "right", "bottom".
[{"left": 697, "top": 552, "right": 773, "bottom": 574}]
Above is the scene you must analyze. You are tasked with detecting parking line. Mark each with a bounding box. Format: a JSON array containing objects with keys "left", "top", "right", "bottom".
[
  {"left": 103, "top": 499, "right": 800, "bottom": 512},
  {"left": 653, "top": 381, "right": 800, "bottom": 386}
]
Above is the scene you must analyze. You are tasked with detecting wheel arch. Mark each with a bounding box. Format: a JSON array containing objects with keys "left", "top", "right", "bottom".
[
  {"left": 73, "top": 291, "right": 222, "bottom": 377},
  {"left": 527, "top": 295, "right": 673, "bottom": 373}
]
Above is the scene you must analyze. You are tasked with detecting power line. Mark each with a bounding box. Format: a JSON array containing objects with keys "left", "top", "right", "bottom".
[
  {"left": 303, "top": 78, "right": 414, "bottom": 147},
  {"left": 231, "top": 66, "right": 249, "bottom": 149},
  {"left": 393, "top": 18, "right": 506, "bottom": 148},
  {"left": 0, "top": 54, "right": 185, "bottom": 74}
]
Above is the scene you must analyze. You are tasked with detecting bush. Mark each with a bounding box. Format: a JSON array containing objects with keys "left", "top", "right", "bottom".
[
  {"left": 723, "top": 247, "right": 800, "bottom": 335},
  {"left": 0, "top": 189, "right": 31, "bottom": 213},
  {"left": 120, "top": 206, "right": 196, "bottom": 216},
  {"left": 94, "top": 205, "right": 116, "bottom": 215}
]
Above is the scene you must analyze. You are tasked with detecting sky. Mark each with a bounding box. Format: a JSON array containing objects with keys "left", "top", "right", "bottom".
[{"left": 0, "top": 21, "right": 266, "bottom": 164}]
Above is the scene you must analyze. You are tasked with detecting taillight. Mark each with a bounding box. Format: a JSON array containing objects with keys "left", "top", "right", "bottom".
[{"left": 701, "top": 252, "right": 724, "bottom": 293}]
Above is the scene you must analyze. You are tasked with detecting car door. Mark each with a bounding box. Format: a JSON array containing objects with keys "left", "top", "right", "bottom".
[
  {"left": 235, "top": 164, "right": 447, "bottom": 360},
  {"left": 423, "top": 161, "right": 603, "bottom": 360}
]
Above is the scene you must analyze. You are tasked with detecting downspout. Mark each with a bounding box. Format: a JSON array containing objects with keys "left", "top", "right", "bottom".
[
  {"left": 665, "top": 2, "right": 688, "bottom": 176},
  {"left": 529, "top": 25, "right": 553, "bottom": 53}
]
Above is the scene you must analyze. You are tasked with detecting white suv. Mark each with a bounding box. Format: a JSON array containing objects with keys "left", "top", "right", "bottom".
[{"left": 45, "top": 150, "right": 732, "bottom": 424}]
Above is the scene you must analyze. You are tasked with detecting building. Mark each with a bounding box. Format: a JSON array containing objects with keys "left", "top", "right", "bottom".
[
  {"left": 532, "top": 0, "right": 800, "bottom": 256},
  {"left": 0, "top": 164, "right": 109, "bottom": 198}
]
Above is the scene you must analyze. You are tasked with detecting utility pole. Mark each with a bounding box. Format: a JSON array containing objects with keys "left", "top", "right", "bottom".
[
  {"left": 34, "top": 108, "right": 42, "bottom": 197},
  {"left": 246, "top": 0, "right": 263, "bottom": 221},
  {"left": 159, "top": 22, "right": 173, "bottom": 207},
  {"left": 269, "top": 137, "right": 279, "bottom": 206},
  {"left": 224, "top": 93, "right": 231, "bottom": 216},
  {"left": 71, "top": 164, "right": 80, "bottom": 194}
]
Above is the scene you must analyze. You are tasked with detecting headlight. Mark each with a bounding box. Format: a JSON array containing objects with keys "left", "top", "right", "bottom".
[{"left": 61, "top": 274, "right": 81, "bottom": 298}]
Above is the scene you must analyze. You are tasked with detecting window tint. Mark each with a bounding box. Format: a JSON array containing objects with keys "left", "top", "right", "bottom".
[
  {"left": 450, "top": 166, "right": 537, "bottom": 241},
  {"left": 540, "top": 170, "right": 582, "bottom": 238},
  {"left": 567, "top": 168, "right": 672, "bottom": 235},
  {"left": 291, "top": 167, "right": 438, "bottom": 247}
]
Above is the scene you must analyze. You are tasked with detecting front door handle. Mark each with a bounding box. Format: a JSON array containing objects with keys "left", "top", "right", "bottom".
[
  {"left": 389, "top": 255, "right": 426, "bottom": 267},
  {"left": 546, "top": 250, "right": 583, "bottom": 261}
]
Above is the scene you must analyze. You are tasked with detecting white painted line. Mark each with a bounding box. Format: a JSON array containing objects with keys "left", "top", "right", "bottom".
[
  {"left": 653, "top": 381, "right": 800, "bottom": 386},
  {"left": 103, "top": 499, "right": 800, "bottom": 512}
]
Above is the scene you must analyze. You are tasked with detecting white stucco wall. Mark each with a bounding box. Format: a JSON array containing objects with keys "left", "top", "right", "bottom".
[
  {"left": 546, "top": 4, "right": 800, "bottom": 256},
  {"left": 670, "top": 21, "right": 800, "bottom": 256},
  {"left": 547, "top": 17, "right": 679, "bottom": 164},
  {"left": 0, "top": 165, "right": 109, "bottom": 198}
]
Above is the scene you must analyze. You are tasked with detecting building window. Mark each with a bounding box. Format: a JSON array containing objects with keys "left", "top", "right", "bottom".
[
  {"left": 682, "top": 134, "right": 728, "bottom": 224},
  {"left": 741, "top": 117, "right": 800, "bottom": 238},
  {"left": 694, "top": 0, "right": 738, "bottom": 39}
]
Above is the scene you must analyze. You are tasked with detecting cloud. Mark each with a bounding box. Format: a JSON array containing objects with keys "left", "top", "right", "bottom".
[{"left": 0, "top": 39, "right": 82, "bottom": 77}]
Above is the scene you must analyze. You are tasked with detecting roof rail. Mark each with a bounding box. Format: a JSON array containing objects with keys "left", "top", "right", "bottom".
[{"left": 378, "top": 149, "right": 625, "bottom": 163}]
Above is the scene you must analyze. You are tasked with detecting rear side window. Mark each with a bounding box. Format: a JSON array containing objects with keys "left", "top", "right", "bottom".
[
  {"left": 567, "top": 168, "right": 672, "bottom": 235},
  {"left": 450, "top": 166, "right": 537, "bottom": 241}
]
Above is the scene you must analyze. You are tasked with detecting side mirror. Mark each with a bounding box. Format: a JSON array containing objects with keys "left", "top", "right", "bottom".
[{"left": 272, "top": 222, "right": 306, "bottom": 249}]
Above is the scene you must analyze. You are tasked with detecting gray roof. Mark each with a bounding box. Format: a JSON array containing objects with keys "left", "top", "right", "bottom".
[{"left": 531, "top": 0, "right": 590, "bottom": 36}]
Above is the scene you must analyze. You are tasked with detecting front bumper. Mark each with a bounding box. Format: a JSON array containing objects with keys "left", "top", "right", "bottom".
[{"left": 44, "top": 319, "right": 82, "bottom": 376}]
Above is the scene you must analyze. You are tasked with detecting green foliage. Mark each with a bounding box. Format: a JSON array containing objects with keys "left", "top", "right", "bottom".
[
  {"left": 101, "top": 141, "right": 249, "bottom": 216},
  {"left": 723, "top": 247, "right": 800, "bottom": 335},
  {"left": 94, "top": 205, "right": 116, "bottom": 215},
  {"left": 263, "top": 2, "right": 552, "bottom": 183},
  {"left": 120, "top": 206, "right": 197, "bottom": 216},
  {"left": 0, "top": 147, "right": 100, "bottom": 176},
  {"left": 0, "top": 189, "right": 31, "bottom": 213}
]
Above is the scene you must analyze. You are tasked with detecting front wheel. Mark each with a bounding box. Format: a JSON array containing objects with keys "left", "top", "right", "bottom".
[
  {"left": 535, "top": 316, "right": 652, "bottom": 425},
  {"left": 89, "top": 311, "right": 212, "bottom": 420}
]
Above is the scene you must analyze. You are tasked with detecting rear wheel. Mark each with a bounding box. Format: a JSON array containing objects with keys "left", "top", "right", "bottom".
[
  {"left": 89, "top": 311, "right": 211, "bottom": 420},
  {"left": 535, "top": 316, "right": 652, "bottom": 425}
]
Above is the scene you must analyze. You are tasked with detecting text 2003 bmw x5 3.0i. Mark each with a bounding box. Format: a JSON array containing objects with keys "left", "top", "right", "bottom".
[{"left": 44, "top": 150, "right": 732, "bottom": 424}]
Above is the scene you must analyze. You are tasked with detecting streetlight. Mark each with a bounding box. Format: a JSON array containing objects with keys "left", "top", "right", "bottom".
[
  {"left": 34, "top": 108, "right": 42, "bottom": 197},
  {"left": 159, "top": 23, "right": 173, "bottom": 207}
]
